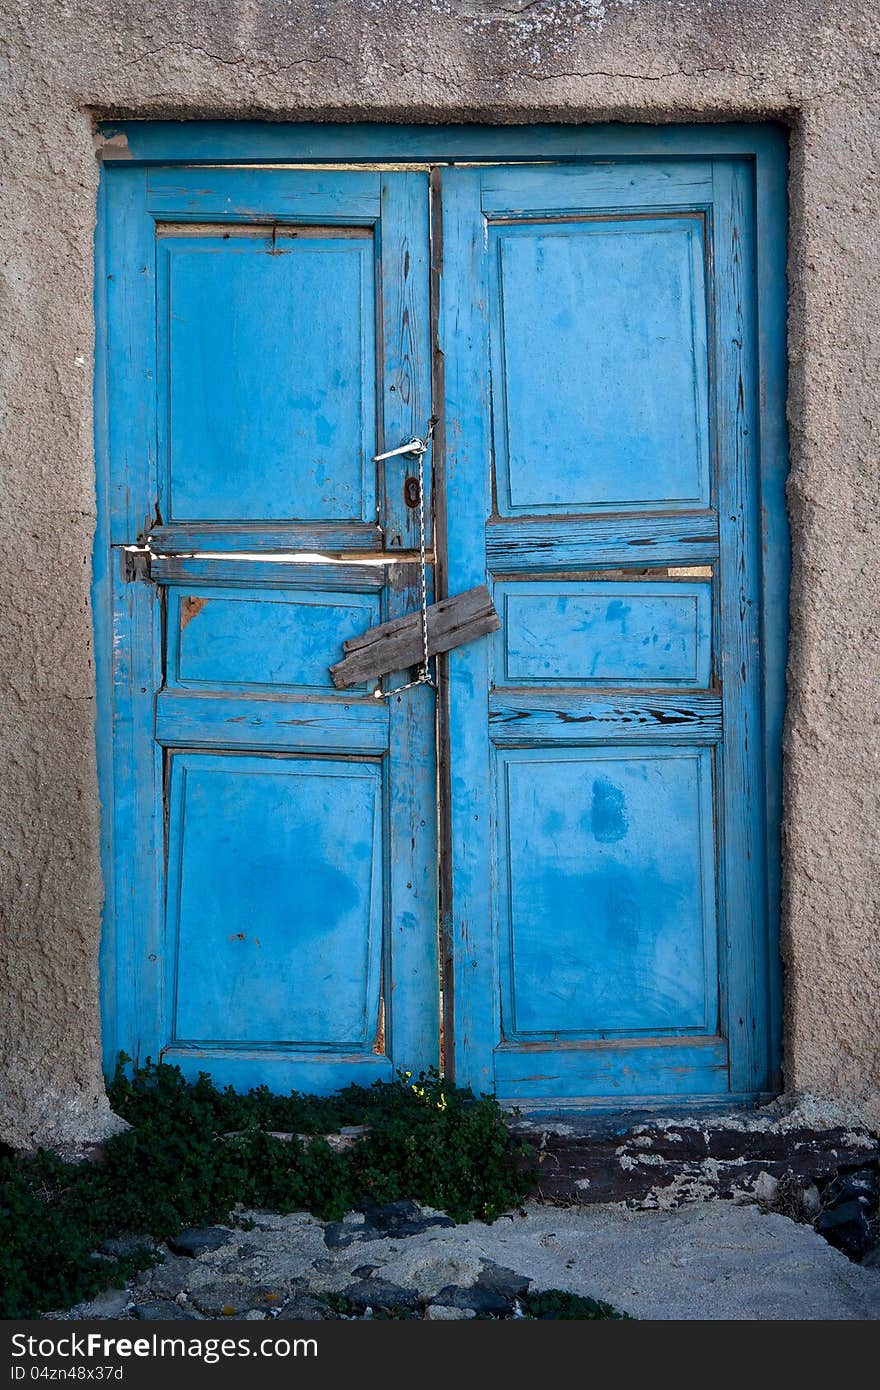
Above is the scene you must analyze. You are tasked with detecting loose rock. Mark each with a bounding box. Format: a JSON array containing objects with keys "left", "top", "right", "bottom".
[
  {"left": 359, "top": 1198, "right": 456, "bottom": 1238},
  {"left": 342, "top": 1279, "right": 422, "bottom": 1314},
  {"left": 476, "top": 1261, "right": 531, "bottom": 1300},
  {"left": 132, "top": 1301, "right": 200, "bottom": 1321},
  {"left": 425, "top": 1305, "right": 476, "bottom": 1320},
  {"left": 432, "top": 1284, "right": 512, "bottom": 1316},
  {"left": 276, "top": 1296, "right": 335, "bottom": 1321},
  {"left": 70, "top": 1288, "right": 131, "bottom": 1319},
  {"left": 97, "top": 1233, "right": 160, "bottom": 1259},
  {"left": 324, "top": 1222, "right": 372, "bottom": 1249},
  {"left": 815, "top": 1199, "right": 873, "bottom": 1260},
  {"left": 189, "top": 1281, "right": 285, "bottom": 1318},
  {"left": 145, "top": 1254, "right": 204, "bottom": 1300},
  {"left": 168, "top": 1227, "right": 233, "bottom": 1258}
]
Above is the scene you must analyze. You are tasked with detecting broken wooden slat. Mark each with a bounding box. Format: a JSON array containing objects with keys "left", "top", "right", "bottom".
[{"left": 330, "top": 585, "right": 500, "bottom": 689}]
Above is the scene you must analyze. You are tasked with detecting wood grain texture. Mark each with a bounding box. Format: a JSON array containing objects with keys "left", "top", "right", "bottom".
[
  {"left": 493, "top": 1036, "right": 728, "bottom": 1105},
  {"left": 102, "top": 168, "right": 165, "bottom": 1069},
  {"left": 378, "top": 172, "right": 440, "bottom": 1077},
  {"left": 379, "top": 172, "right": 433, "bottom": 555},
  {"left": 109, "top": 555, "right": 164, "bottom": 1070},
  {"left": 330, "top": 585, "right": 500, "bottom": 688},
  {"left": 146, "top": 166, "right": 382, "bottom": 220},
  {"left": 712, "top": 160, "right": 769, "bottom": 1095},
  {"left": 149, "top": 522, "right": 384, "bottom": 554},
  {"left": 441, "top": 152, "right": 782, "bottom": 1105},
  {"left": 151, "top": 557, "right": 386, "bottom": 591},
  {"left": 439, "top": 168, "right": 499, "bottom": 1094},
  {"left": 163, "top": 1048, "right": 392, "bottom": 1094},
  {"left": 480, "top": 162, "right": 713, "bottom": 216},
  {"left": 486, "top": 511, "right": 719, "bottom": 573},
  {"left": 101, "top": 121, "right": 788, "bottom": 166},
  {"left": 156, "top": 691, "right": 389, "bottom": 754},
  {"left": 489, "top": 692, "right": 722, "bottom": 744},
  {"left": 105, "top": 167, "right": 158, "bottom": 545},
  {"left": 753, "top": 130, "right": 790, "bottom": 1090},
  {"left": 97, "top": 130, "right": 787, "bottom": 1108},
  {"left": 102, "top": 165, "right": 439, "bottom": 1093}
]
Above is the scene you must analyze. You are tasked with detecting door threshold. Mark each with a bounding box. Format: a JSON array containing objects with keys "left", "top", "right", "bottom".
[
  {"left": 503, "top": 1093, "right": 778, "bottom": 1135},
  {"left": 505, "top": 1102, "right": 875, "bottom": 1211}
]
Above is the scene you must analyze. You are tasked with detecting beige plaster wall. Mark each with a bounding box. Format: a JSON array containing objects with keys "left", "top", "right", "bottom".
[{"left": 0, "top": 0, "right": 877, "bottom": 1147}]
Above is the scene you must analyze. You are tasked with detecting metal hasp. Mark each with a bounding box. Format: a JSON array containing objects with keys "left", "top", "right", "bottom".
[
  {"left": 371, "top": 420, "right": 438, "bottom": 696},
  {"left": 373, "top": 434, "right": 432, "bottom": 462}
]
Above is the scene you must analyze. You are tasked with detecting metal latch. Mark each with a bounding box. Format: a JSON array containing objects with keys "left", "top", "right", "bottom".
[{"left": 122, "top": 544, "right": 153, "bottom": 583}]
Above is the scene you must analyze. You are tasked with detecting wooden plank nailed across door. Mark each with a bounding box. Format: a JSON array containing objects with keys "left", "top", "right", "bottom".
[{"left": 330, "top": 585, "right": 500, "bottom": 688}]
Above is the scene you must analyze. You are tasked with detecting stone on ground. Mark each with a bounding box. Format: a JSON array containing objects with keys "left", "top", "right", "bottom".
[{"left": 61, "top": 1200, "right": 880, "bottom": 1321}]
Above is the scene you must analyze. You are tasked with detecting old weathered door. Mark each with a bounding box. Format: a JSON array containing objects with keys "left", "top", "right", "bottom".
[
  {"left": 441, "top": 158, "right": 778, "bottom": 1105},
  {"left": 99, "top": 166, "right": 438, "bottom": 1090},
  {"left": 99, "top": 125, "right": 786, "bottom": 1108}
]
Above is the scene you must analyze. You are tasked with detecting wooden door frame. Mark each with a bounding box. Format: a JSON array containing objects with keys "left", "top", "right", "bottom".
[{"left": 94, "top": 122, "right": 789, "bottom": 1099}]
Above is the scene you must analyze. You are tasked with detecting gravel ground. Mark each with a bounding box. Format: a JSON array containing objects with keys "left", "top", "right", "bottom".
[{"left": 50, "top": 1198, "right": 880, "bottom": 1322}]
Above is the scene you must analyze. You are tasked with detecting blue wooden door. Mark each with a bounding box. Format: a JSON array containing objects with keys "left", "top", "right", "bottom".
[
  {"left": 441, "top": 158, "right": 776, "bottom": 1105},
  {"left": 99, "top": 130, "right": 785, "bottom": 1108},
  {"left": 100, "top": 166, "right": 438, "bottom": 1090}
]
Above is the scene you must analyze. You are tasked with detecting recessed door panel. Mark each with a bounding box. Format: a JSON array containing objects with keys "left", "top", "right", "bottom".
[
  {"left": 497, "top": 747, "right": 718, "bottom": 1038},
  {"left": 167, "top": 587, "right": 380, "bottom": 693},
  {"left": 158, "top": 228, "right": 376, "bottom": 523},
  {"left": 489, "top": 217, "right": 710, "bottom": 514},
  {"left": 494, "top": 581, "right": 712, "bottom": 686},
  {"left": 167, "top": 754, "right": 383, "bottom": 1049}
]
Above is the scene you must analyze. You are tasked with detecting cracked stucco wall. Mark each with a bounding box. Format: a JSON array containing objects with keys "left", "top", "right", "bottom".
[{"left": 0, "top": 0, "right": 878, "bottom": 1147}]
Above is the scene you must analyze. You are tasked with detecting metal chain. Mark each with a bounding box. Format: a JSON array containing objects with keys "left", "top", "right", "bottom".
[{"left": 376, "top": 419, "right": 437, "bottom": 701}]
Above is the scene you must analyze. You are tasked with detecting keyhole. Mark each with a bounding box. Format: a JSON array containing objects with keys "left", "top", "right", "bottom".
[{"left": 404, "top": 475, "right": 421, "bottom": 509}]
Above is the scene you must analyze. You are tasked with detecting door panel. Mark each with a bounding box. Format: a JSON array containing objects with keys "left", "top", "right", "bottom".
[
  {"left": 158, "top": 227, "right": 376, "bottom": 523},
  {"left": 102, "top": 165, "right": 437, "bottom": 1091},
  {"left": 492, "top": 581, "right": 712, "bottom": 687},
  {"left": 442, "top": 158, "right": 771, "bottom": 1105},
  {"left": 166, "top": 587, "right": 381, "bottom": 693},
  {"left": 166, "top": 754, "right": 383, "bottom": 1050},
  {"left": 496, "top": 747, "right": 718, "bottom": 1038},
  {"left": 488, "top": 216, "right": 710, "bottom": 513}
]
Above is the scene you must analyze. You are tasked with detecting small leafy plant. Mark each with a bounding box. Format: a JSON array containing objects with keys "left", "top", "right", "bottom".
[
  {"left": 0, "top": 1059, "right": 535, "bottom": 1319},
  {"left": 524, "top": 1289, "right": 632, "bottom": 1320}
]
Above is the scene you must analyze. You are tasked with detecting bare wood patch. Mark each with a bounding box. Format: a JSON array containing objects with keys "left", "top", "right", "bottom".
[{"left": 180, "top": 595, "right": 209, "bottom": 630}]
